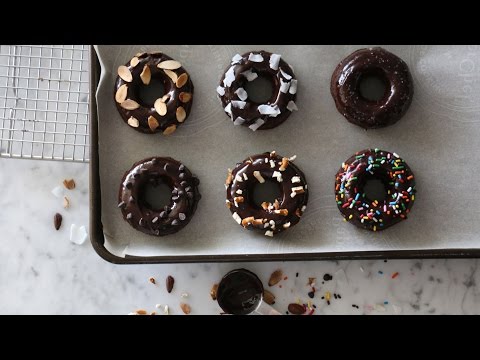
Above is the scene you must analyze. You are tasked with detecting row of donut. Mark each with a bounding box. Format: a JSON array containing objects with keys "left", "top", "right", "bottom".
[
  {"left": 118, "top": 149, "right": 416, "bottom": 237},
  {"left": 114, "top": 47, "right": 414, "bottom": 134}
]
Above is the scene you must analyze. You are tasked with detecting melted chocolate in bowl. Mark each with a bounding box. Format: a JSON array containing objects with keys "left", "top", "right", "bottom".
[{"left": 217, "top": 269, "right": 264, "bottom": 315}]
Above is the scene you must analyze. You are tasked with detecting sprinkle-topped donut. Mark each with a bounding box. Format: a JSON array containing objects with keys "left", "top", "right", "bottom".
[
  {"left": 114, "top": 52, "right": 194, "bottom": 135},
  {"left": 217, "top": 51, "right": 298, "bottom": 131},
  {"left": 330, "top": 47, "right": 414, "bottom": 129},
  {"left": 225, "top": 152, "right": 308, "bottom": 237},
  {"left": 118, "top": 157, "right": 201, "bottom": 236},
  {"left": 335, "top": 149, "right": 416, "bottom": 232}
]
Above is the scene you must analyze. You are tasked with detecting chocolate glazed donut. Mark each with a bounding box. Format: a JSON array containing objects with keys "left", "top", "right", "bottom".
[
  {"left": 335, "top": 149, "right": 416, "bottom": 232},
  {"left": 114, "top": 52, "right": 194, "bottom": 135},
  {"left": 217, "top": 51, "right": 298, "bottom": 131},
  {"left": 118, "top": 157, "right": 201, "bottom": 236},
  {"left": 330, "top": 47, "right": 414, "bottom": 129},
  {"left": 225, "top": 152, "right": 308, "bottom": 237}
]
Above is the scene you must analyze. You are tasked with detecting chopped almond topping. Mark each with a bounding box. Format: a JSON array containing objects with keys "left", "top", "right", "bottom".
[
  {"left": 234, "top": 196, "right": 244, "bottom": 203},
  {"left": 274, "top": 209, "right": 289, "bottom": 216},
  {"left": 279, "top": 158, "right": 289, "bottom": 171},
  {"left": 261, "top": 202, "right": 270, "bottom": 210},
  {"left": 241, "top": 216, "right": 255, "bottom": 227}
]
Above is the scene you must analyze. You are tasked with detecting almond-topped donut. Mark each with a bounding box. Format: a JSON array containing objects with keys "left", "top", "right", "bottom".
[
  {"left": 114, "top": 52, "right": 194, "bottom": 135},
  {"left": 225, "top": 152, "right": 308, "bottom": 237},
  {"left": 217, "top": 51, "right": 298, "bottom": 131}
]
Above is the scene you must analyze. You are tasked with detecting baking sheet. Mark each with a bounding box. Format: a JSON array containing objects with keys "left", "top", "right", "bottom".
[{"left": 94, "top": 45, "right": 480, "bottom": 258}]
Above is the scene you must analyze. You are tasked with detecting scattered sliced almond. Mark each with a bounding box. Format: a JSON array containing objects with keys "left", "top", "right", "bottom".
[
  {"left": 176, "top": 106, "right": 186, "bottom": 123},
  {"left": 161, "top": 94, "right": 170, "bottom": 103},
  {"left": 268, "top": 270, "right": 283, "bottom": 287},
  {"left": 130, "top": 57, "right": 140, "bottom": 68},
  {"left": 118, "top": 65, "right": 133, "bottom": 82},
  {"left": 148, "top": 116, "right": 159, "bottom": 132},
  {"left": 140, "top": 65, "right": 151, "bottom": 85},
  {"left": 135, "top": 309, "right": 148, "bottom": 315},
  {"left": 176, "top": 73, "right": 188, "bottom": 88},
  {"left": 210, "top": 284, "right": 218, "bottom": 301},
  {"left": 121, "top": 99, "right": 140, "bottom": 110},
  {"left": 154, "top": 98, "right": 167, "bottom": 116},
  {"left": 127, "top": 117, "right": 139, "bottom": 128},
  {"left": 158, "top": 60, "right": 182, "bottom": 70},
  {"left": 179, "top": 92, "right": 192, "bottom": 103},
  {"left": 63, "top": 196, "right": 70, "bottom": 209},
  {"left": 263, "top": 289, "right": 276, "bottom": 305},
  {"left": 115, "top": 84, "right": 128, "bottom": 103},
  {"left": 63, "top": 179, "right": 76, "bottom": 190},
  {"left": 164, "top": 69, "right": 178, "bottom": 83},
  {"left": 180, "top": 303, "right": 191, "bottom": 315},
  {"left": 163, "top": 124, "right": 177, "bottom": 136}
]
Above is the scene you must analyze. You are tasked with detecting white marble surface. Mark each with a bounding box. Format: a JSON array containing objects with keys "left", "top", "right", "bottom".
[{"left": 0, "top": 157, "right": 479, "bottom": 315}]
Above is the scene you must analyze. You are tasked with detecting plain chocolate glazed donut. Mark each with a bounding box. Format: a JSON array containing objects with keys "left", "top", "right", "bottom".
[
  {"left": 330, "top": 47, "right": 414, "bottom": 129},
  {"left": 225, "top": 152, "right": 308, "bottom": 237},
  {"left": 335, "top": 149, "right": 416, "bottom": 232},
  {"left": 217, "top": 51, "right": 298, "bottom": 131},
  {"left": 118, "top": 157, "right": 201, "bottom": 236},
  {"left": 114, "top": 52, "right": 194, "bottom": 135}
]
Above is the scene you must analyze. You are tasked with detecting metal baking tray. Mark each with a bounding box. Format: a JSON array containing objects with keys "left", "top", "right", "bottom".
[{"left": 89, "top": 45, "right": 480, "bottom": 264}]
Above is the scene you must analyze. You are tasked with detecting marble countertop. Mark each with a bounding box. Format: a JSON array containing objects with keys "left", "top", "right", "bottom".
[{"left": 1, "top": 157, "right": 479, "bottom": 315}]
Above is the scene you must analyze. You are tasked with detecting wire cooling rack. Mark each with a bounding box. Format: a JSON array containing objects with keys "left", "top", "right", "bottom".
[{"left": 0, "top": 45, "right": 90, "bottom": 163}]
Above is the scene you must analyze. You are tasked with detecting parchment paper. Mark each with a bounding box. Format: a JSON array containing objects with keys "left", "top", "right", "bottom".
[{"left": 95, "top": 45, "right": 480, "bottom": 258}]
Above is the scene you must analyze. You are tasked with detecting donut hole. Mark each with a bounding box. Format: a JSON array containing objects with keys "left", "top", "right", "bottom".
[
  {"left": 251, "top": 179, "right": 283, "bottom": 209},
  {"left": 358, "top": 70, "right": 389, "bottom": 102},
  {"left": 362, "top": 175, "right": 388, "bottom": 202},
  {"left": 136, "top": 78, "right": 168, "bottom": 107},
  {"left": 140, "top": 176, "right": 173, "bottom": 211},
  {"left": 244, "top": 74, "right": 274, "bottom": 104}
]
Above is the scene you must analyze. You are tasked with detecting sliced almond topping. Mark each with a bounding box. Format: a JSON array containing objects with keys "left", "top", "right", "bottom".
[
  {"left": 179, "top": 92, "right": 192, "bottom": 103},
  {"left": 241, "top": 216, "right": 255, "bottom": 228},
  {"left": 234, "top": 196, "right": 244, "bottom": 203},
  {"left": 121, "top": 99, "right": 140, "bottom": 110},
  {"left": 140, "top": 65, "right": 151, "bottom": 85},
  {"left": 148, "top": 116, "right": 159, "bottom": 132},
  {"left": 161, "top": 94, "right": 170, "bottom": 103},
  {"left": 163, "top": 124, "right": 177, "bottom": 136},
  {"left": 130, "top": 57, "right": 140, "bottom": 68},
  {"left": 135, "top": 52, "right": 145, "bottom": 57},
  {"left": 261, "top": 202, "right": 270, "bottom": 210},
  {"left": 164, "top": 69, "right": 178, "bottom": 83},
  {"left": 279, "top": 158, "right": 289, "bottom": 171},
  {"left": 154, "top": 98, "right": 167, "bottom": 116},
  {"left": 226, "top": 169, "right": 233, "bottom": 186},
  {"left": 176, "top": 73, "right": 189, "bottom": 88},
  {"left": 176, "top": 106, "right": 186, "bottom": 123},
  {"left": 274, "top": 209, "right": 289, "bottom": 216},
  {"left": 127, "top": 117, "right": 139, "bottom": 128},
  {"left": 118, "top": 65, "right": 133, "bottom": 82},
  {"left": 115, "top": 84, "right": 128, "bottom": 103},
  {"left": 158, "top": 60, "right": 182, "bottom": 70}
]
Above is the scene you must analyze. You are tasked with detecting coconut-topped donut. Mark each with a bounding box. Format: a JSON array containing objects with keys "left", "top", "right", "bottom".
[
  {"left": 225, "top": 151, "right": 308, "bottom": 237},
  {"left": 114, "top": 52, "right": 194, "bottom": 135},
  {"left": 217, "top": 51, "right": 298, "bottom": 131}
]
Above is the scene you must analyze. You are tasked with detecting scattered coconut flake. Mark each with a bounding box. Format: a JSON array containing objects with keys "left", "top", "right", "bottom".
[
  {"left": 69, "top": 224, "right": 88, "bottom": 245},
  {"left": 231, "top": 101, "right": 247, "bottom": 109},
  {"left": 223, "top": 67, "right": 236, "bottom": 87},
  {"left": 287, "top": 101, "right": 298, "bottom": 112},
  {"left": 291, "top": 176, "right": 301, "bottom": 184},
  {"left": 248, "top": 119, "right": 265, "bottom": 131},
  {"left": 216, "top": 86, "right": 225, "bottom": 96},
  {"left": 51, "top": 186, "right": 64, "bottom": 198},
  {"left": 232, "top": 212, "right": 242, "bottom": 224},
  {"left": 235, "top": 88, "right": 248, "bottom": 101},
  {"left": 231, "top": 54, "right": 243, "bottom": 65},
  {"left": 248, "top": 53, "right": 264, "bottom": 62},
  {"left": 242, "top": 173, "right": 248, "bottom": 181},
  {"left": 272, "top": 171, "right": 283, "bottom": 182},
  {"left": 258, "top": 104, "right": 281, "bottom": 117},
  {"left": 224, "top": 103, "right": 232, "bottom": 117},
  {"left": 270, "top": 160, "right": 276, "bottom": 168},
  {"left": 269, "top": 54, "right": 281, "bottom": 70},
  {"left": 236, "top": 189, "right": 243, "bottom": 195},
  {"left": 280, "top": 68, "right": 292, "bottom": 80},
  {"left": 289, "top": 79, "right": 298, "bottom": 94},
  {"left": 265, "top": 230, "right": 274, "bottom": 237},
  {"left": 235, "top": 174, "right": 243, "bottom": 182},
  {"left": 233, "top": 117, "right": 246, "bottom": 126},
  {"left": 253, "top": 171, "right": 265, "bottom": 183},
  {"left": 280, "top": 79, "right": 290, "bottom": 94},
  {"left": 241, "top": 69, "right": 258, "bottom": 82}
]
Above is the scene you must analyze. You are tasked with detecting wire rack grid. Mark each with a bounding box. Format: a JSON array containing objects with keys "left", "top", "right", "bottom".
[{"left": 0, "top": 45, "right": 90, "bottom": 163}]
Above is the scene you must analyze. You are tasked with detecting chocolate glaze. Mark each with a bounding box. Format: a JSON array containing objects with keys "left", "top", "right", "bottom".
[
  {"left": 217, "top": 51, "right": 298, "bottom": 131},
  {"left": 335, "top": 149, "right": 416, "bottom": 231},
  {"left": 330, "top": 47, "right": 414, "bottom": 129},
  {"left": 114, "top": 52, "right": 194, "bottom": 135},
  {"left": 118, "top": 157, "right": 201, "bottom": 236},
  {"left": 226, "top": 152, "right": 308, "bottom": 236}
]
